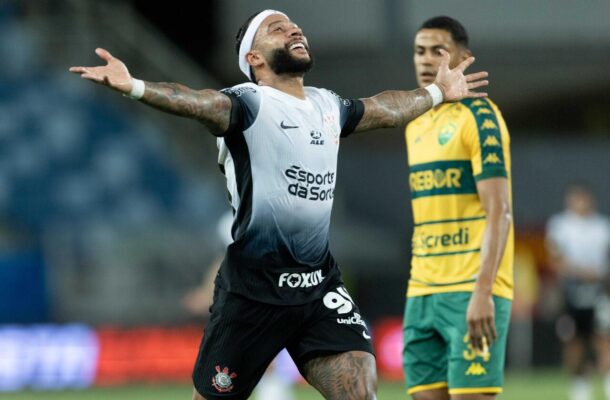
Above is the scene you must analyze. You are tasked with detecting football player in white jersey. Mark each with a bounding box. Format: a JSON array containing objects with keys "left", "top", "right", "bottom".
[{"left": 70, "top": 9, "right": 488, "bottom": 400}]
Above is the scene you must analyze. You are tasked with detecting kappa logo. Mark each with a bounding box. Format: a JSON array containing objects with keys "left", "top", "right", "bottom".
[
  {"left": 480, "top": 119, "right": 498, "bottom": 130},
  {"left": 212, "top": 365, "right": 237, "bottom": 393},
  {"left": 279, "top": 269, "right": 325, "bottom": 288},
  {"left": 483, "top": 135, "right": 500, "bottom": 147},
  {"left": 466, "top": 362, "right": 487, "bottom": 376},
  {"left": 280, "top": 121, "right": 299, "bottom": 129},
  {"left": 483, "top": 153, "right": 502, "bottom": 164},
  {"left": 476, "top": 108, "right": 493, "bottom": 115},
  {"left": 310, "top": 130, "right": 324, "bottom": 145},
  {"left": 471, "top": 100, "right": 486, "bottom": 107}
]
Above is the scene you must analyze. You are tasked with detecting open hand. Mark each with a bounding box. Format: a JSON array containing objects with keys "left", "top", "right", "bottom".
[
  {"left": 435, "top": 49, "right": 488, "bottom": 102},
  {"left": 69, "top": 48, "right": 133, "bottom": 94}
]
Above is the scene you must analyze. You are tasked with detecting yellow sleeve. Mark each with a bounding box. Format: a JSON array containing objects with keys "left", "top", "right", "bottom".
[{"left": 461, "top": 99, "right": 508, "bottom": 181}]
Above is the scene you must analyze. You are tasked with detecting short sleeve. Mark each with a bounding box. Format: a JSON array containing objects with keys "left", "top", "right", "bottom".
[
  {"left": 218, "top": 83, "right": 262, "bottom": 137},
  {"left": 325, "top": 90, "right": 364, "bottom": 138},
  {"left": 461, "top": 98, "right": 508, "bottom": 181}
]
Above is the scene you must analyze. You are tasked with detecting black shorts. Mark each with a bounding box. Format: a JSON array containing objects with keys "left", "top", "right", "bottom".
[
  {"left": 192, "top": 285, "right": 374, "bottom": 400},
  {"left": 566, "top": 304, "right": 595, "bottom": 337}
]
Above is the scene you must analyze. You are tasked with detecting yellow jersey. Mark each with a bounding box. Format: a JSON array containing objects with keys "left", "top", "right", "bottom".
[{"left": 404, "top": 98, "right": 513, "bottom": 300}]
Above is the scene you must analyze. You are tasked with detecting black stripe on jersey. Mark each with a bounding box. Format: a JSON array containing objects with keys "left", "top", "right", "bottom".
[
  {"left": 223, "top": 132, "right": 252, "bottom": 242},
  {"left": 220, "top": 87, "right": 260, "bottom": 136},
  {"left": 340, "top": 99, "right": 365, "bottom": 138},
  {"left": 218, "top": 163, "right": 234, "bottom": 210}
]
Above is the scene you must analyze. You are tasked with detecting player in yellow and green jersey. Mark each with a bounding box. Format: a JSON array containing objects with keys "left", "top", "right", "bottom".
[{"left": 403, "top": 17, "right": 513, "bottom": 399}]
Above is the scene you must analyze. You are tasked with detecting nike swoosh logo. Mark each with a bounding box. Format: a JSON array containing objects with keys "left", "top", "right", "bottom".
[
  {"left": 280, "top": 121, "right": 299, "bottom": 129},
  {"left": 362, "top": 331, "right": 371, "bottom": 340}
]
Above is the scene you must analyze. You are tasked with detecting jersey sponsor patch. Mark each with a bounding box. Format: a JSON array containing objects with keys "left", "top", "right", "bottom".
[
  {"left": 310, "top": 130, "right": 324, "bottom": 145},
  {"left": 413, "top": 227, "right": 470, "bottom": 253},
  {"left": 409, "top": 160, "right": 477, "bottom": 199},
  {"left": 278, "top": 270, "right": 325, "bottom": 288},
  {"left": 284, "top": 165, "right": 335, "bottom": 201}
]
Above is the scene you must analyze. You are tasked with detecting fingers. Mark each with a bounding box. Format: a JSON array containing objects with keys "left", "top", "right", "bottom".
[
  {"left": 69, "top": 66, "right": 86, "bottom": 74},
  {"left": 489, "top": 316, "right": 497, "bottom": 343},
  {"left": 456, "top": 56, "right": 475, "bottom": 72},
  {"left": 469, "top": 317, "right": 497, "bottom": 352},
  {"left": 81, "top": 72, "right": 105, "bottom": 83},
  {"left": 467, "top": 91, "right": 488, "bottom": 98},
  {"left": 467, "top": 80, "right": 488, "bottom": 90},
  {"left": 465, "top": 71, "right": 488, "bottom": 82},
  {"left": 480, "top": 318, "right": 493, "bottom": 350},
  {"left": 466, "top": 71, "right": 489, "bottom": 97},
  {"left": 468, "top": 320, "right": 483, "bottom": 351},
  {"left": 73, "top": 67, "right": 105, "bottom": 83},
  {"left": 95, "top": 47, "right": 114, "bottom": 62}
]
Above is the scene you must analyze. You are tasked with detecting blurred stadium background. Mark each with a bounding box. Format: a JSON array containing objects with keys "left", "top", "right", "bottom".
[{"left": 0, "top": 0, "right": 609, "bottom": 398}]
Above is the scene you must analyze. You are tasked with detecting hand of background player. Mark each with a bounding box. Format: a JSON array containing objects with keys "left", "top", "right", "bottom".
[
  {"left": 69, "top": 48, "right": 134, "bottom": 94},
  {"left": 466, "top": 290, "right": 497, "bottom": 352},
  {"left": 434, "top": 49, "right": 488, "bottom": 102}
]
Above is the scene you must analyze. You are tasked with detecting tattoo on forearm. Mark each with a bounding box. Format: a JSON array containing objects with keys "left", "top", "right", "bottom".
[
  {"left": 303, "top": 351, "right": 377, "bottom": 400},
  {"left": 356, "top": 88, "right": 432, "bottom": 132},
  {"left": 141, "top": 82, "right": 231, "bottom": 134}
]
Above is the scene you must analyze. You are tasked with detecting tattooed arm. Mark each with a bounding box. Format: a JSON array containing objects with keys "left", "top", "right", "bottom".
[
  {"left": 355, "top": 88, "right": 432, "bottom": 132},
  {"left": 69, "top": 48, "right": 231, "bottom": 135},
  {"left": 354, "top": 50, "right": 488, "bottom": 133},
  {"left": 140, "top": 84, "right": 230, "bottom": 135}
]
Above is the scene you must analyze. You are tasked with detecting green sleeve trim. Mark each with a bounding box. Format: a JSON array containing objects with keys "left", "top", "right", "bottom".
[{"left": 474, "top": 168, "right": 507, "bottom": 181}]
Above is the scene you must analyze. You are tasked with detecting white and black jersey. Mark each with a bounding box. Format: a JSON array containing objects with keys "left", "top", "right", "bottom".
[{"left": 215, "top": 83, "right": 363, "bottom": 305}]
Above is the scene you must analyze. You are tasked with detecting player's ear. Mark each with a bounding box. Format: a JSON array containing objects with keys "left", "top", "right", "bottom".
[{"left": 246, "top": 51, "right": 264, "bottom": 68}]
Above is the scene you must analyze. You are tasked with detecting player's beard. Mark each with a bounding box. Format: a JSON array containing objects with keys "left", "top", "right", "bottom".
[{"left": 268, "top": 45, "right": 314, "bottom": 76}]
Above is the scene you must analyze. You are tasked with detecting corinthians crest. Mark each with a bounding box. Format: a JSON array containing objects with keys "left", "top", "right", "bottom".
[{"left": 212, "top": 365, "right": 237, "bottom": 393}]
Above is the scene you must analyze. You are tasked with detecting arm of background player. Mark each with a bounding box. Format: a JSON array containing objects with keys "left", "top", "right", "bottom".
[
  {"left": 69, "top": 48, "right": 231, "bottom": 135},
  {"left": 353, "top": 50, "right": 488, "bottom": 133},
  {"left": 547, "top": 239, "right": 604, "bottom": 282},
  {"left": 467, "top": 177, "right": 512, "bottom": 351}
]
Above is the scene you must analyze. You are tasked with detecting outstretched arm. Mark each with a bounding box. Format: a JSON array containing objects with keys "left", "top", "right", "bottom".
[
  {"left": 69, "top": 48, "right": 231, "bottom": 135},
  {"left": 354, "top": 50, "right": 488, "bottom": 132}
]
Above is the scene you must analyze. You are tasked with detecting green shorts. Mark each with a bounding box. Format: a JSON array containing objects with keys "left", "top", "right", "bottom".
[{"left": 403, "top": 292, "right": 511, "bottom": 396}]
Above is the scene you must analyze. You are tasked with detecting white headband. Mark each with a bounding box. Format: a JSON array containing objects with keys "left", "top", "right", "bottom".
[{"left": 238, "top": 9, "right": 287, "bottom": 81}]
